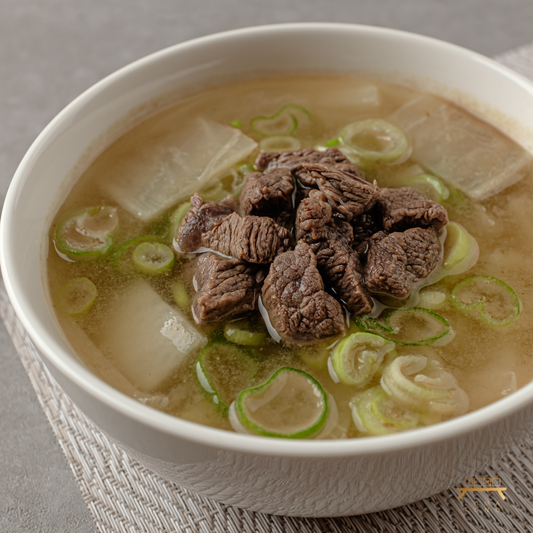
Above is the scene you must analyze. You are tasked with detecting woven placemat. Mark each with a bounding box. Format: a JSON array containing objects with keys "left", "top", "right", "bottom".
[{"left": 4, "top": 44, "right": 533, "bottom": 533}]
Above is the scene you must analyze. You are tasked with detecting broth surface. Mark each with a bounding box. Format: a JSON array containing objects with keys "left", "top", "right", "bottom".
[{"left": 47, "top": 75, "right": 533, "bottom": 437}]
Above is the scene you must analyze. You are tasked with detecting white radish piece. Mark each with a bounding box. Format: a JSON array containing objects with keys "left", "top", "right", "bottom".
[
  {"left": 100, "top": 119, "right": 257, "bottom": 221},
  {"left": 389, "top": 95, "right": 532, "bottom": 200},
  {"left": 93, "top": 279, "right": 207, "bottom": 391},
  {"left": 60, "top": 318, "right": 140, "bottom": 397}
]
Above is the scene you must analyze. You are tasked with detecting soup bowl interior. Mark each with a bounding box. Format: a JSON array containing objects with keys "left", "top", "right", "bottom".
[{"left": 3, "top": 23, "right": 533, "bottom": 516}]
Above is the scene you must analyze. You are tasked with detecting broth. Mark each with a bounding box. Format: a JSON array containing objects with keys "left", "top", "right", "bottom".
[{"left": 46, "top": 75, "right": 533, "bottom": 438}]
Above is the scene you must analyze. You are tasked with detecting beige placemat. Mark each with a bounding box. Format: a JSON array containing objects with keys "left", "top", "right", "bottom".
[{"left": 4, "top": 43, "right": 533, "bottom": 533}]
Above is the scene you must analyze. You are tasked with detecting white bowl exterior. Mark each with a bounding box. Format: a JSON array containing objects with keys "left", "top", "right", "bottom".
[{"left": 3, "top": 24, "right": 533, "bottom": 516}]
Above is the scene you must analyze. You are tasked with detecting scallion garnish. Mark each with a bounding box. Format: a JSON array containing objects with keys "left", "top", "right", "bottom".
[{"left": 451, "top": 275, "right": 520, "bottom": 326}]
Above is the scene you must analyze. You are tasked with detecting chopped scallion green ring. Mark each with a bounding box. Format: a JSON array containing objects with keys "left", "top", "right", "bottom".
[
  {"left": 229, "top": 166, "right": 249, "bottom": 197},
  {"left": 56, "top": 277, "right": 97, "bottom": 316},
  {"left": 199, "top": 181, "right": 226, "bottom": 202},
  {"left": 196, "top": 341, "right": 257, "bottom": 409},
  {"left": 353, "top": 307, "right": 452, "bottom": 346},
  {"left": 451, "top": 275, "right": 520, "bottom": 326},
  {"left": 233, "top": 367, "right": 328, "bottom": 438},
  {"left": 250, "top": 104, "right": 311, "bottom": 137},
  {"left": 381, "top": 355, "right": 469, "bottom": 418},
  {"left": 133, "top": 242, "right": 175, "bottom": 275},
  {"left": 350, "top": 386, "right": 419, "bottom": 436},
  {"left": 230, "top": 120, "right": 243, "bottom": 127},
  {"left": 224, "top": 320, "right": 267, "bottom": 346},
  {"left": 172, "top": 280, "right": 190, "bottom": 312},
  {"left": 442, "top": 222, "right": 478, "bottom": 272},
  {"left": 238, "top": 164, "right": 254, "bottom": 176},
  {"left": 324, "top": 138, "right": 340, "bottom": 147},
  {"left": 329, "top": 332, "right": 395, "bottom": 387},
  {"left": 403, "top": 175, "right": 450, "bottom": 203},
  {"left": 111, "top": 236, "right": 164, "bottom": 274},
  {"left": 259, "top": 136, "right": 301, "bottom": 152},
  {"left": 297, "top": 340, "right": 333, "bottom": 370},
  {"left": 169, "top": 202, "right": 191, "bottom": 241},
  {"left": 417, "top": 290, "right": 447, "bottom": 310},
  {"left": 339, "top": 119, "right": 409, "bottom": 163},
  {"left": 55, "top": 206, "right": 118, "bottom": 261}
]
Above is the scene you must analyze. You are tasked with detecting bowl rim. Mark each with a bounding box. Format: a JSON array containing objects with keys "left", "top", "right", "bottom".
[{"left": 3, "top": 22, "right": 533, "bottom": 459}]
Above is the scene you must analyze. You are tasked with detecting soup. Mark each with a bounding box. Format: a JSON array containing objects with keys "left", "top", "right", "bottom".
[{"left": 46, "top": 75, "right": 533, "bottom": 439}]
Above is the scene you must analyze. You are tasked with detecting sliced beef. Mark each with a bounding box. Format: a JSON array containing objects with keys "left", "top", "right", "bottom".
[
  {"left": 240, "top": 168, "right": 294, "bottom": 219},
  {"left": 377, "top": 187, "right": 448, "bottom": 232},
  {"left": 294, "top": 190, "right": 332, "bottom": 232},
  {"left": 296, "top": 193, "right": 372, "bottom": 315},
  {"left": 175, "top": 193, "right": 237, "bottom": 253},
  {"left": 273, "top": 210, "right": 295, "bottom": 231},
  {"left": 202, "top": 213, "right": 292, "bottom": 263},
  {"left": 352, "top": 207, "right": 383, "bottom": 256},
  {"left": 255, "top": 147, "right": 366, "bottom": 187},
  {"left": 192, "top": 253, "right": 264, "bottom": 324},
  {"left": 261, "top": 241, "right": 345, "bottom": 343},
  {"left": 313, "top": 227, "right": 372, "bottom": 315},
  {"left": 295, "top": 193, "right": 370, "bottom": 313},
  {"left": 364, "top": 228, "right": 441, "bottom": 299},
  {"left": 301, "top": 163, "right": 379, "bottom": 221}
]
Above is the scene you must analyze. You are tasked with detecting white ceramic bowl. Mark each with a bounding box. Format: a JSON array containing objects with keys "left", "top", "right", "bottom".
[{"left": 3, "top": 24, "right": 533, "bottom": 517}]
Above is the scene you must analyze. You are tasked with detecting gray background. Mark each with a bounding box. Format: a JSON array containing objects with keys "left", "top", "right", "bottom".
[{"left": 1, "top": 1, "right": 532, "bottom": 531}]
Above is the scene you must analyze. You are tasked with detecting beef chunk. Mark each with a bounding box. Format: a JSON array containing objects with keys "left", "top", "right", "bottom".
[
  {"left": 364, "top": 228, "right": 441, "bottom": 299},
  {"left": 296, "top": 194, "right": 372, "bottom": 315},
  {"left": 202, "top": 213, "right": 292, "bottom": 263},
  {"left": 313, "top": 227, "right": 372, "bottom": 315},
  {"left": 301, "top": 163, "right": 379, "bottom": 221},
  {"left": 295, "top": 190, "right": 332, "bottom": 232},
  {"left": 175, "top": 193, "right": 236, "bottom": 252},
  {"left": 377, "top": 187, "right": 448, "bottom": 232},
  {"left": 255, "top": 147, "right": 365, "bottom": 187},
  {"left": 262, "top": 241, "right": 345, "bottom": 343},
  {"left": 192, "top": 253, "right": 264, "bottom": 324},
  {"left": 240, "top": 168, "right": 294, "bottom": 218},
  {"left": 352, "top": 207, "right": 383, "bottom": 256}
]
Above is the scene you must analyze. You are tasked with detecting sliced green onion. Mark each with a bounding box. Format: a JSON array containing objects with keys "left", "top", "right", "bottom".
[
  {"left": 238, "top": 164, "right": 254, "bottom": 176},
  {"left": 328, "top": 333, "right": 395, "bottom": 387},
  {"left": 55, "top": 206, "right": 118, "bottom": 261},
  {"left": 196, "top": 341, "right": 257, "bottom": 409},
  {"left": 417, "top": 290, "right": 447, "bottom": 310},
  {"left": 172, "top": 280, "right": 190, "bottom": 311},
  {"left": 230, "top": 166, "right": 251, "bottom": 197},
  {"left": 381, "top": 355, "right": 469, "bottom": 418},
  {"left": 259, "top": 136, "right": 301, "bottom": 152},
  {"left": 353, "top": 307, "right": 452, "bottom": 346},
  {"left": 111, "top": 235, "right": 164, "bottom": 274},
  {"left": 230, "top": 120, "right": 243, "bottom": 127},
  {"left": 444, "top": 187, "right": 470, "bottom": 209},
  {"left": 250, "top": 104, "right": 311, "bottom": 137},
  {"left": 133, "top": 242, "right": 175, "bottom": 275},
  {"left": 374, "top": 348, "right": 399, "bottom": 379},
  {"left": 232, "top": 367, "right": 328, "bottom": 439},
  {"left": 324, "top": 138, "right": 340, "bottom": 147},
  {"left": 339, "top": 119, "right": 409, "bottom": 163},
  {"left": 297, "top": 340, "right": 334, "bottom": 370},
  {"left": 451, "top": 276, "right": 520, "bottom": 326},
  {"left": 56, "top": 277, "right": 97, "bottom": 316},
  {"left": 199, "top": 181, "right": 226, "bottom": 203},
  {"left": 350, "top": 386, "right": 419, "bottom": 436},
  {"left": 169, "top": 201, "right": 191, "bottom": 242},
  {"left": 442, "top": 222, "right": 477, "bottom": 272},
  {"left": 224, "top": 319, "right": 267, "bottom": 346},
  {"left": 403, "top": 175, "right": 450, "bottom": 203}
]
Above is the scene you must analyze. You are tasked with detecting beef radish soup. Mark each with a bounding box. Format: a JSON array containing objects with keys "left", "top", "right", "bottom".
[{"left": 46, "top": 75, "right": 533, "bottom": 439}]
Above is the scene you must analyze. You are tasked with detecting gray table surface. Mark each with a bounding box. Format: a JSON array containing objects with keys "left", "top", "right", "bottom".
[{"left": 1, "top": 1, "right": 533, "bottom": 531}]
